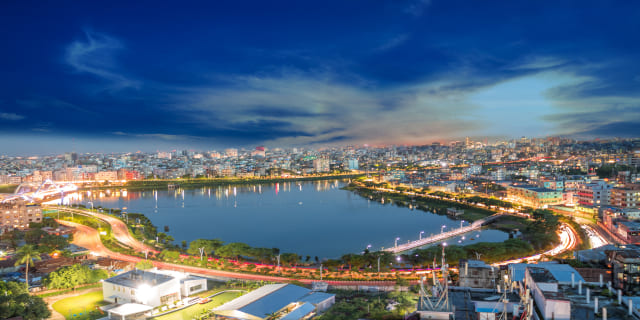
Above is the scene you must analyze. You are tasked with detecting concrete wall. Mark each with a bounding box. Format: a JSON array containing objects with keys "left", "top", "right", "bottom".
[{"left": 181, "top": 278, "right": 207, "bottom": 297}]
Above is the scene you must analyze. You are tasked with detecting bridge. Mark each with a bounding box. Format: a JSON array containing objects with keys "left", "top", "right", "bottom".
[
  {"left": 1, "top": 179, "right": 77, "bottom": 203},
  {"left": 385, "top": 213, "right": 508, "bottom": 254}
]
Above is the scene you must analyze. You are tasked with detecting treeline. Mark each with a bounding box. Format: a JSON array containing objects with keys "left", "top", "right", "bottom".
[{"left": 124, "top": 175, "right": 362, "bottom": 190}]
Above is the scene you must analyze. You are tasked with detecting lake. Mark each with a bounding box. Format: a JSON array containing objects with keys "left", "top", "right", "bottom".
[{"left": 78, "top": 180, "right": 509, "bottom": 258}]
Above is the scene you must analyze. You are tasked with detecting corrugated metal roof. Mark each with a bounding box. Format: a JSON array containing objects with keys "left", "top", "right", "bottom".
[
  {"left": 298, "top": 292, "right": 334, "bottom": 305},
  {"left": 239, "top": 285, "right": 310, "bottom": 318},
  {"left": 280, "top": 303, "right": 316, "bottom": 320},
  {"left": 214, "top": 284, "right": 312, "bottom": 319}
]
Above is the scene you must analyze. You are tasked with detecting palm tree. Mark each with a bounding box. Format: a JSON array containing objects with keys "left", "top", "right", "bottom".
[{"left": 14, "top": 244, "right": 42, "bottom": 288}]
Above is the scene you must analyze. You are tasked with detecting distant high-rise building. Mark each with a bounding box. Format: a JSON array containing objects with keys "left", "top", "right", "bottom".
[
  {"left": 313, "top": 159, "right": 330, "bottom": 173},
  {"left": 225, "top": 148, "right": 238, "bottom": 157}
]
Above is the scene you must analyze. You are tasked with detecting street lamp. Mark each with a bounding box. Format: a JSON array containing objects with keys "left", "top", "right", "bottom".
[
  {"left": 88, "top": 201, "right": 94, "bottom": 210},
  {"left": 441, "top": 225, "right": 447, "bottom": 234},
  {"left": 460, "top": 220, "right": 465, "bottom": 229},
  {"left": 419, "top": 231, "right": 425, "bottom": 240},
  {"left": 395, "top": 237, "right": 400, "bottom": 248}
]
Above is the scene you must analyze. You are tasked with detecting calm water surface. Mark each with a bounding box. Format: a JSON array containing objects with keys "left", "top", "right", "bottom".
[{"left": 80, "top": 180, "right": 508, "bottom": 258}]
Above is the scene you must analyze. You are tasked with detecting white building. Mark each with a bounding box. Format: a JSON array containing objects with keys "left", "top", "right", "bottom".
[
  {"left": 102, "top": 269, "right": 207, "bottom": 308},
  {"left": 523, "top": 267, "right": 571, "bottom": 320}
]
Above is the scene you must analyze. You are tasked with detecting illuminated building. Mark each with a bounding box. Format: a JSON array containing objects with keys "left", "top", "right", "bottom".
[
  {"left": 102, "top": 269, "right": 207, "bottom": 307},
  {"left": 608, "top": 249, "right": 640, "bottom": 295},
  {"left": 610, "top": 184, "right": 640, "bottom": 208},
  {"left": 0, "top": 199, "right": 42, "bottom": 232},
  {"left": 506, "top": 184, "right": 562, "bottom": 208},
  {"left": 576, "top": 179, "right": 612, "bottom": 207}
]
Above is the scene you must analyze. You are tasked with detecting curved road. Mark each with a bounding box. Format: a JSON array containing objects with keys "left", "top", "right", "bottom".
[{"left": 54, "top": 207, "right": 157, "bottom": 254}]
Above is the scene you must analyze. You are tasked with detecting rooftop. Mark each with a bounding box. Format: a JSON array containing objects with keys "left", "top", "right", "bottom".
[
  {"left": 104, "top": 269, "right": 174, "bottom": 288},
  {"left": 527, "top": 267, "right": 557, "bottom": 283},
  {"left": 509, "top": 262, "right": 584, "bottom": 283}
]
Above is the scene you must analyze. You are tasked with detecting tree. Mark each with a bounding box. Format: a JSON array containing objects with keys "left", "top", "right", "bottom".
[
  {"left": 217, "top": 242, "right": 251, "bottom": 260},
  {"left": 159, "top": 250, "right": 180, "bottom": 261},
  {"left": 14, "top": 245, "right": 41, "bottom": 287},
  {"left": 187, "top": 239, "right": 224, "bottom": 256},
  {"left": 136, "top": 260, "right": 154, "bottom": 270},
  {"left": 43, "top": 264, "right": 108, "bottom": 290},
  {"left": 0, "top": 281, "right": 51, "bottom": 320}
]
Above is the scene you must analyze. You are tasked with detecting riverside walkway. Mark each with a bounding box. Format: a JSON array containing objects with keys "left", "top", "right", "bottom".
[{"left": 385, "top": 213, "right": 507, "bottom": 254}]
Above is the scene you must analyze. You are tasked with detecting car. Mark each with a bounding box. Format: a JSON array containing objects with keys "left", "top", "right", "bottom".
[{"left": 199, "top": 298, "right": 210, "bottom": 304}]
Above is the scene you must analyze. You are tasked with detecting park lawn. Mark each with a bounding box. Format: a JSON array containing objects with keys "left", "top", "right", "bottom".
[
  {"left": 52, "top": 291, "right": 110, "bottom": 320},
  {"left": 152, "top": 291, "right": 243, "bottom": 320}
]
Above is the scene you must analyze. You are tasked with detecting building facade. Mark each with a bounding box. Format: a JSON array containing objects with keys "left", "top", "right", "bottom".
[
  {"left": 0, "top": 199, "right": 42, "bottom": 232},
  {"left": 506, "top": 184, "right": 562, "bottom": 208},
  {"left": 610, "top": 184, "right": 640, "bottom": 209}
]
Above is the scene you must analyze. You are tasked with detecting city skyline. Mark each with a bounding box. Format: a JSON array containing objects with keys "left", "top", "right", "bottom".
[{"left": 1, "top": 1, "right": 640, "bottom": 154}]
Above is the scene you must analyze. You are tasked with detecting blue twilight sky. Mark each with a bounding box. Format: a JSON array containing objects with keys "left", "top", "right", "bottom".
[{"left": 1, "top": 1, "right": 639, "bottom": 155}]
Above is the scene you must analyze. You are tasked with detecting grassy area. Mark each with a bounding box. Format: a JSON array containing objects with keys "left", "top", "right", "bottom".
[
  {"left": 151, "top": 291, "right": 243, "bottom": 320},
  {"left": 52, "top": 291, "right": 109, "bottom": 320}
]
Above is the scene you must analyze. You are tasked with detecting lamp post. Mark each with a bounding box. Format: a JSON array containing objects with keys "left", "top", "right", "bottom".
[
  {"left": 395, "top": 237, "right": 400, "bottom": 248},
  {"left": 460, "top": 220, "right": 465, "bottom": 229},
  {"left": 420, "top": 230, "right": 425, "bottom": 240},
  {"left": 88, "top": 201, "right": 94, "bottom": 210},
  {"left": 441, "top": 225, "right": 447, "bottom": 234}
]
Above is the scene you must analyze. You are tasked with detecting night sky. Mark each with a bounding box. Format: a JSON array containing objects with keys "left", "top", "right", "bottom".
[{"left": 1, "top": 1, "right": 639, "bottom": 154}]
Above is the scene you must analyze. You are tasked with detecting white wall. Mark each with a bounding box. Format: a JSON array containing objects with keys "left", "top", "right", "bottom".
[{"left": 181, "top": 278, "right": 207, "bottom": 297}]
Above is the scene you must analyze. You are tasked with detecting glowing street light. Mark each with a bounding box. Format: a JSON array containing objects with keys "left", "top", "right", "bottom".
[
  {"left": 460, "top": 220, "right": 465, "bottom": 229},
  {"left": 441, "top": 225, "right": 447, "bottom": 234},
  {"left": 395, "top": 237, "right": 400, "bottom": 248},
  {"left": 419, "top": 230, "right": 425, "bottom": 240}
]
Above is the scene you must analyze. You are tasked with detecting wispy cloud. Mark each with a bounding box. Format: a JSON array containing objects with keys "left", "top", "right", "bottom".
[
  {"left": 0, "top": 112, "right": 24, "bottom": 121},
  {"left": 404, "top": 0, "right": 432, "bottom": 16},
  {"left": 65, "top": 30, "right": 140, "bottom": 90},
  {"left": 375, "top": 34, "right": 410, "bottom": 52},
  {"left": 166, "top": 69, "right": 486, "bottom": 146}
]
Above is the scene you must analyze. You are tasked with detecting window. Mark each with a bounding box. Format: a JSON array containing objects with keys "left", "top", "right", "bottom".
[{"left": 190, "top": 284, "right": 202, "bottom": 292}]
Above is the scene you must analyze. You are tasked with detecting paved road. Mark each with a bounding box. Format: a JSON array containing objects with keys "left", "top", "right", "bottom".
[
  {"left": 55, "top": 207, "right": 157, "bottom": 254},
  {"left": 57, "top": 219, "right": 141, "bottom": 264}
]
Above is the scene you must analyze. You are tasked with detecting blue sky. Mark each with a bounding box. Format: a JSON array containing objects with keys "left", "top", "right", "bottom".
[{"left": 1, "top": 0, "right": 639, "bottom": 154}]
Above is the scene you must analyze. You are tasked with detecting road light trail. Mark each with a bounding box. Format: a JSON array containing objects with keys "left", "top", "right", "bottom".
[
  {"left": 581, "top": 224, "right": 607, "bottom": 248},
  {"left": 492, "top": 223, "right": 577, "bottom": 266}
]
